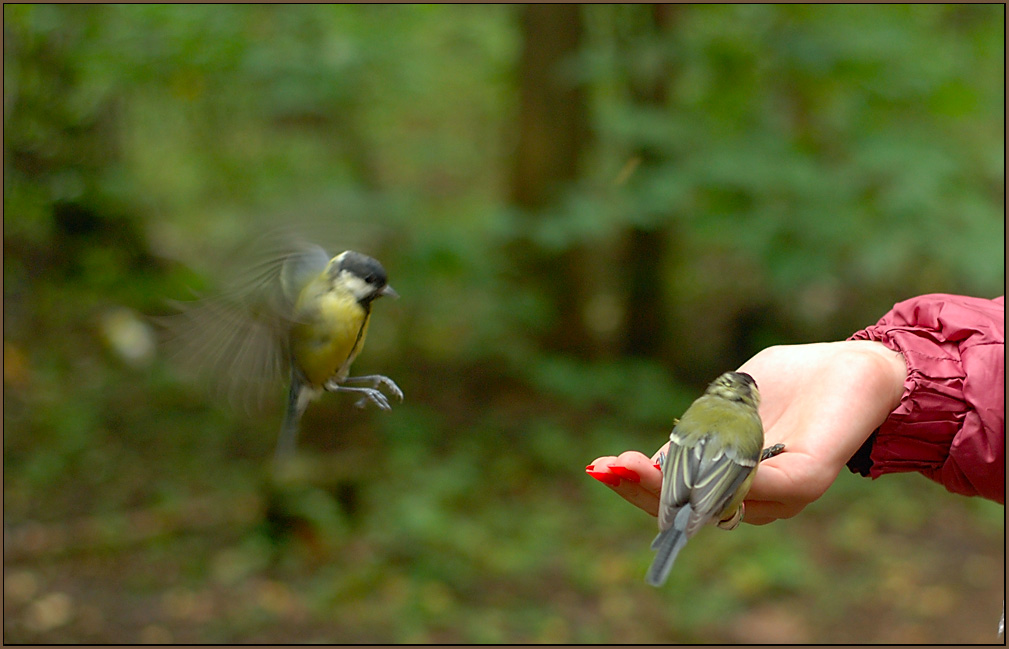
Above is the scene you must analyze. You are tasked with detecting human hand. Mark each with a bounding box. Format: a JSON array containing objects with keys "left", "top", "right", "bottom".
[{"left": 586, "top": 340, "right": 907, "bottom": 525}]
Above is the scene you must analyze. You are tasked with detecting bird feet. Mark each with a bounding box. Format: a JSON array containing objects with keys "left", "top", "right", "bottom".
[
  {"left": 760, "top": 443, "right": 786, "bottom": 462},
  {"left": 325, "top": 374, "right": 404, "bottom": 411},
  {"left": 716, "top": 503, "right": 745, "bottom": 531}
]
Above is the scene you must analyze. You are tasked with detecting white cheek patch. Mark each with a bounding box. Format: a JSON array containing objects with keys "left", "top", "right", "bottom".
[{"left": 341, "top": 273, "right": 372, "bottom": 301}]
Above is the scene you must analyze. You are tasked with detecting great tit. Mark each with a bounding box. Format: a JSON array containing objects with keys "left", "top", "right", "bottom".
[
  {"left": 647, "top": 371, "right": 783, "bottom": 587},
  {"left": 163, "top": 237, "right": 402, "bottom": 463}
]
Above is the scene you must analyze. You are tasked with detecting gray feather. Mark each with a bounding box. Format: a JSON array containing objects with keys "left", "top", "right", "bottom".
[
  {"left": 274, "top": 370, "right": 322, "bottom": 463},
  {"left": 280, "top": 244, "right": 330, "bottom": 304},
  {"left": 646, "top": 506, "right": 691, "bottom": 587}
]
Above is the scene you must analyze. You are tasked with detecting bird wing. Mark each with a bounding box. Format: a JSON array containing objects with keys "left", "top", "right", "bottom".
[
  {"left": 658, "top": 435, "right": 757, "bottom": 535},
  {"left": 159, "top": 292, "right": 288, "bottom": 410},
  {"left": 684, "top": 439, "right": 756, "bottom": 536},
  {"left": 157, "top": 232, "right": 333, "bottom": 411},
  {"left": 657, "top": 432, "right": 702, "bottom": 531},
  {"left": 279, "top": 244, "right": 330, "bottom": 306},
  {"left": 657, "top": 398, "right": 762, "bottom": 536}
]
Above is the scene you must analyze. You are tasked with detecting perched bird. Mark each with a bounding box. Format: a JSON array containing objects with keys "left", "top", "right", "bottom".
[
  {"left": 161, "top": 234, "right": 402, "bottom": 462},
  {"left": 646, "top": 371, "right": 783, "bottom": 587}
]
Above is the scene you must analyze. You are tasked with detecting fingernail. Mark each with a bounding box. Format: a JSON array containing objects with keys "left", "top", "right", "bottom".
[
  {"left": 607, "top": 466, "right": 641, "bottom": 483},
  {"left": 585, "top": 464, "right": 595, "bottom": 471},
  {"left": 653, "top": 463, "right": 662, "bottom": 471},
  {"left": 586, "top": 470, "right": 621, "bottom": 487}
]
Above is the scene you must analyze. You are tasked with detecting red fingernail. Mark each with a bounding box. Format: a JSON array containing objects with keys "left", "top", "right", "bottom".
[
  {"left": 607, "top": 466, "right": 641, "bottom": 483},
  {"left": 585, "top": 464, "right": 595, "bottom": 471},
  {"left": 586, "top": 470, "right": 621, "bottom": 487},
  {"left": 653, "top": 463, "right": 662, "bottom": 471}
]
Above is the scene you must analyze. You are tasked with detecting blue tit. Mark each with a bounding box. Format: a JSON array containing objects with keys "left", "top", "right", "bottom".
[
  {"left": 162, "top": 236, "right": 402, "bottom": 463},
  {"left": 646, "top": 371, "right": 783, "bottom": 587}
]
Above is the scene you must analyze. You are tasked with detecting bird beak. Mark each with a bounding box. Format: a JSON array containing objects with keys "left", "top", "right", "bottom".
[{"left": 381, "top": 285, "right": 399, "bottom": 300}]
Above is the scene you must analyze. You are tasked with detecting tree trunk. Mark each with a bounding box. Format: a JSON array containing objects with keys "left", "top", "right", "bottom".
[
  {"left": 509, "top": 4, "right": 593, "bottom": 356},
  {"left": 621, "top": 4, "right": 678, "bottom": 360}
]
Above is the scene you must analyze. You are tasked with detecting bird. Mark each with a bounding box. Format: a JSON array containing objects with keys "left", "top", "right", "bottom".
[
  {"left": 646, "top": 371, "right": 783, "bottom": 587},
  {"left": 160, "top": 233, "right": 402, "bottom": 463}
]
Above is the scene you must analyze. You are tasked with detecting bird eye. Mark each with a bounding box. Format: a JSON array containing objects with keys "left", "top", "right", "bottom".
[{"left": 365, "top": 273, "right": 377, "bottom": 284}]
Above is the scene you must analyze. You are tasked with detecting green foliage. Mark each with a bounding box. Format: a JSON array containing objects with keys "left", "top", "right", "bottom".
[
  {"left": 3, "top": 4, "right": 1003, "bottom": 644},
  {"left": 584, "top": 4, "right": 1003, "bottom": 305}
]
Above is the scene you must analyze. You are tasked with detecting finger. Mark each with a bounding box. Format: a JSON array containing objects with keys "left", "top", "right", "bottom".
[
  {"left": 747, "top": 458, "right": 792, "bottom": 502},
  {"left": 748, "top": 451, "right": 825, "bottom": 503},
  {"left": 586, "top": 452, "right": 663, "bottom": 517},
  {"left": 741, "top": 459, "right": 806, "bottom": 525},
  {"left": 608, "top": 479, "right": 661, "bottom": 517},
  {"left": 753, "top": 450, "right": 836, "bottom": 510},
  {"left": 740, "top": 499, "right": 792, "bottom": 526},
  {"left": 588, "top": 455, "right": 620, "bottom": 468},
  {"left": 588, "top": 455, "right": 619, "bottom": 469},
  {"left": 587, "top": 451, "right": 661, "bottom": 492},
  {"left": 614, "top": 451, "right": 663, "bottom": 495}
]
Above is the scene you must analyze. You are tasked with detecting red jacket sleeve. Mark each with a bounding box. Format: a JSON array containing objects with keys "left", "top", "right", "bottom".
[{"left": 845, "top": 293, "right": 1005, "bottom": 504}]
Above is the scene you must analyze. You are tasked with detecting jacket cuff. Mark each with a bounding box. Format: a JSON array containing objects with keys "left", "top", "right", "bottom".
[{"left": 845, "top": 323, "right": 966, "bottom": 481}]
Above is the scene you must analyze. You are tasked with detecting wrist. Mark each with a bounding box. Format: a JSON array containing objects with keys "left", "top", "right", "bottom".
[{"left": 838, "top": 340, "right": 908, "bottom": 412}]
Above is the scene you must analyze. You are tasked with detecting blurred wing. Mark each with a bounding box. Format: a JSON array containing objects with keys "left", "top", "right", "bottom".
[
  {"left": 280, "top": 244, "right": 330, "bottom": 304},
  {"left": 159, "top": 292, "right": 290, "bottom": 412},
  {"left": 218, "top": 229, "right": 331, "bottom": 317},
  {"left": 158, "top": 231, "right": 332, "bottom": 412}
]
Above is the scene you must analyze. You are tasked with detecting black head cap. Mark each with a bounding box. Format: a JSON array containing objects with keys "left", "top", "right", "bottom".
[{"left": 338, "top": 251, "right": 389, "bottom": 288}]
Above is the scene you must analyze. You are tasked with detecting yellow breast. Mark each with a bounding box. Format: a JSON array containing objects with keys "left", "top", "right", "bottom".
[{"left": 290, "top": 287, "right": 370, "bottom": 387}]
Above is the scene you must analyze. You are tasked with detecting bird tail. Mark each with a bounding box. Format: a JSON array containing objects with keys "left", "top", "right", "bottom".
[
  {"left": 646, "top": 506, "right": 691, "bottom": 587},
  {"left": 274, "top": 376, "right": 314, "bottom": 463}
]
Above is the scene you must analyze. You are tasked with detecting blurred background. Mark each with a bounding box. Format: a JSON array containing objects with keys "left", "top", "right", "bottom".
[{"left": 3, "top": 4, "right": 1004, "bottom": 644}]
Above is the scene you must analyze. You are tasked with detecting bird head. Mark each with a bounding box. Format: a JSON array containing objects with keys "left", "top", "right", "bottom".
[
  {"left": 329, "top": 251, "right": 398, "bottom": 305},
  {"left": 706, "top": 371, "right": 760, "bottom": 408}
]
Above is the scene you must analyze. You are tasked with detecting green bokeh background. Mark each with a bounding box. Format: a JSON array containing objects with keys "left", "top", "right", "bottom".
[{"left": 3, "top": 4, "right": 1003, "bottom": 644}]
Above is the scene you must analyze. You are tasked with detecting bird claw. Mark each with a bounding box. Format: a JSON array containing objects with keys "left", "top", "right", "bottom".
[
  {"left": 354, "top": 388, "right": 392, "bottom": 411},
  {"left": 760, "top": 443, "right": 786, "bottom": 462},
  {"left": 371, "top": 375, "right": 404, "bottom": 402},
  {"left": 327, "top": 374, "right": 402, "bottom": 411}
]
